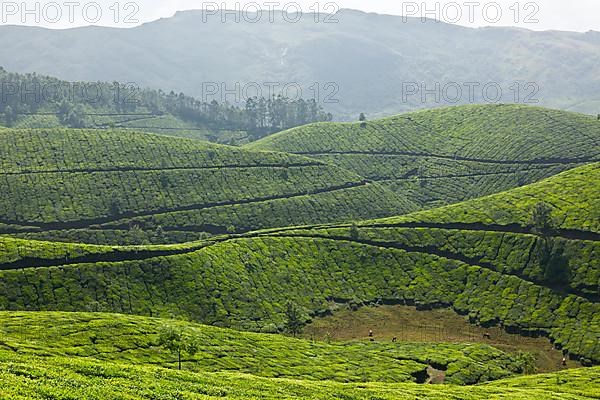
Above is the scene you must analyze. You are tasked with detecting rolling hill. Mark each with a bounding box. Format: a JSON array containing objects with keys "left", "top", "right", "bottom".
[
  {"left": 249, "top": 104, "right": 600, "bottom": 209},
  {"left": 0, "top": 128, "right": 412, "bottom": 244},
  {"left": 0, "top": 312, "right": 527, "bottom": 385},
  {"left": 1, "top": 10, "right": 600, "bottom": 118},
  {"left": 3, "top": 7, "right": 599, "bottom": 399},
  {"left": 0, "top": 163, "right": 597, "bottom": 363},
  {"left": 0, "top": 354, "right": 597, "bottom": 399},
  {"left": 0, "top": 312, "right": 597, "bottom": 398}
]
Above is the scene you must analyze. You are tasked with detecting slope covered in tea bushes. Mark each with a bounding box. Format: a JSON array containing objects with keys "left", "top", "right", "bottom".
[
  {"left": 0, "top": 233, "right": 596, "bottom": 363},
  {"left": 249, "top": 104, "right": 600, "bottom": 209},
  {"left": 380, "top": 162, "right": 600, "bottom": 234},
  {"left": 0, "top": 347, "right": 598, "bottom": 399},
  {"left": 0, "top": 128, "right": 413, "bottom": 244},
  {"left": 0, "top": 165, "right": 597, "bottom": 364},
  {"left": 0, "top": 311, "right": 527, "bottom": 385},
  {"left": 6, "top": 313, "right": 594, "bottom": 398}
]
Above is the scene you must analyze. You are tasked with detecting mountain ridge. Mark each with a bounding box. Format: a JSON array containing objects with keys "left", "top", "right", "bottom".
[{"left": 2, "top": 10, "right": 600, "bottom": 118}]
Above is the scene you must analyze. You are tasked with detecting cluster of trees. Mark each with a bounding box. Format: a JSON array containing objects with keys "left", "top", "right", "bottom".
[
  {"left": 243, "top": 96, "right": 332, "bottom": 135},
  {"left": 0, "top": 67, "right": 333, "bottom": 135}
]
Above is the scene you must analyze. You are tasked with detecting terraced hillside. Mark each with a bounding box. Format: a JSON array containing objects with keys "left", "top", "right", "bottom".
[
  {"left": 0, "top": 164, "right": 597, "bottom": 364},
  {"left": 265, "top": 165, "right": 600, "bottom": 362},
  {"left": 248, "top": 104, "right": 600, "bottom": 209},
  {"left": 0, "top": 313, "right": 597, "bottom": 399},
  {"left": 6, "top": 111, "right": 240, "bottom": 143},
  {"left": 0, "top": 128, "right": 412, "bottom": 244}
]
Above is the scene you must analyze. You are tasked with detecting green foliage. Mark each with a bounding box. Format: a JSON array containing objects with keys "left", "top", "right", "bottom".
[
  {"left": 0, "top": 233, "right": 596, "bottom": 363},
  {"left": 0, "top": 69, "right": 332, "bottom": 141},
  {"left": 380, "top": 163, "right": 600, "bottom": 233},
  {"left": 0, "top": 310, "right": 593, "bottom": 396},
  {"left": 0, "top": 351, "right": 597, "bottom": 399},
  {"left": 0, "top": 164, "right": 597, "bottom": 364},
  {"left": 359, "top": 113, "right": 367, "bottom": 128},
  {"left": 531, "top": 202, "right": 555, "bottom": 235},
  {"left": 0, "top": 312, "right": 525, "bottom": 385},
  {"left": 158, "top": 325, "right": 199, "bottom": 370},
  {"left": 8, "top": 228, "right": 207, "bottom": 245},
  {"left": 3, "top": 105, "right": 15, "bottom": 127},
  {"left": 58, "top": 101, "right": 87, "bottom": 128},
  {"left": 0, "top": 128, "right": 411, "bottom": 244},
  {"left": 349, "top": 223, "right": 360, "bottom": 240},
  {"left": 515, "top": 352, "right": 538, "bottom": 375},
  {"left": 249, "top": 104, "right": 600, "bottom": 209},
  {"left": 284, "top": 302, "right": 304, "bottom": 337}
]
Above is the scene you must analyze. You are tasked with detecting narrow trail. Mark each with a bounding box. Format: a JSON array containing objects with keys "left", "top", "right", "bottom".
[
  {"left": 371, "top": 168, "right": 566, "bottom": 182},
  {"left": 0, "top": 247, "right": 190, "bottom": 271},
  {"left": 1, "top": 226, "right": 597, "bottom": 303},
  {"left": 294, "top": 151, "right": 599, "bottom": 166},
  {"left": 0, "top": 180, "right": 368, "bottom": 232},
  {"left": 255, "top": 221, "right": 600, "bottom": 242},
  {"left": 0, "top": 162, "right": 324, "bottom": 176},
  {"left": 360, "top": 222, "right": 600, "bottom": 242}
]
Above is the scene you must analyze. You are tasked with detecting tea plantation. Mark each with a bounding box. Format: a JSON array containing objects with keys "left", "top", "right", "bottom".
[
  {"left": 0, "top": 313, "right": 596, "bottom": 398},
  {"left": 0, "top": 345, "right": 598, "bottom": 399},
  {"left": 248, "top": 104, "right": 600, "bottom": 209},
  {"left": 0, "top": 128, "right": 412, "bottom": 244},
  {"left": 0, "top": 110, "right": 598, "bottom": 398},
  {"left": 0, "top": 164, "right": 597, "bottom": 364},
  {"left": 0, "top": 312, "right": 527, "bottom": 385}
]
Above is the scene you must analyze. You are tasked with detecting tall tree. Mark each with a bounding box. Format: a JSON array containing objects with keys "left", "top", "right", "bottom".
[
  {"left": 158, "top": 326, "right": 200, "bottom": 370},
  {"left": 359, "top": 113, "right": 367, "bottom": 128},
  {"left": 530, "top": 202, "right": 554, "bottom": 236},
  {"left": 284, "top": 302, "right": 304, "bottom": 337},
  {"left": 530, "top": 202, "right": 568, "bottom": 284},
  {"left": 4, "top": 105, "right": 16, "bottom": 127}
]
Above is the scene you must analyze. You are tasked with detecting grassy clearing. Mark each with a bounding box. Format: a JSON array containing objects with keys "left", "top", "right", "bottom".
[{"left": 301, "top": 304, "right": 581, "bottom": 373}]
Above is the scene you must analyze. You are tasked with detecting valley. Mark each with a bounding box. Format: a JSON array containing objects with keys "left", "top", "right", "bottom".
[{"left": 0, "top": 77, "right": 597, "bottom": 397}]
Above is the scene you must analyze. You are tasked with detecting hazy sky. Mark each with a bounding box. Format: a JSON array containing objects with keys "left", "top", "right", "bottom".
[{"left": 1, "top": 0, "right": 598, "bottom": 31}]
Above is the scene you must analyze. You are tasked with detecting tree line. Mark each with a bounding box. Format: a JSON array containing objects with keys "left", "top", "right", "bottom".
[{"left": 0, "top": 67, "right": 333, "bottom": 136}]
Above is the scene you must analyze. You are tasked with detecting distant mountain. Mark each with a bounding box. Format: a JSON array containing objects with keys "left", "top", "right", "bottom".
[{"left": 1, "top": 9, "right": 599, "bottom": 119}]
